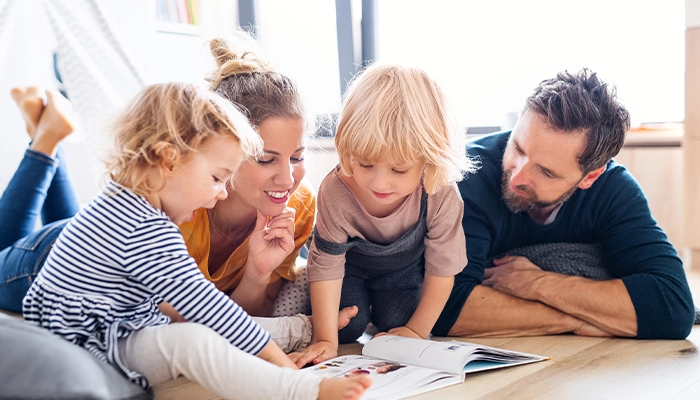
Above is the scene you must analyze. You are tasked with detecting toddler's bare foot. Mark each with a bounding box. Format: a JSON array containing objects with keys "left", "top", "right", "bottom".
[
  {"left": 337, "top": 305, "right": 358, "bottom": 331},
  {"left": 10, "top": 87, "right": 45, "bottom": 139},
  {"left": 318, "top": 375, "right": 371, "bottom": 400},
  {"left": 309, "top": 305, "right": 358, "bottom": 345},
  {"left": 31, "top": 90, "right": 75, "bottom": 156}
]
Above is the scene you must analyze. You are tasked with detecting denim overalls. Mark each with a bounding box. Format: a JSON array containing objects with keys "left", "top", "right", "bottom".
[{"left": 314, "top": 190, "right": 429, "bottom": 343}]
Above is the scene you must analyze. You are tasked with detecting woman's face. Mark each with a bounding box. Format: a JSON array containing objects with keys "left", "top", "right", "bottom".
[{"left": 231, "top": 116, "right": 306, "bottom": 217}]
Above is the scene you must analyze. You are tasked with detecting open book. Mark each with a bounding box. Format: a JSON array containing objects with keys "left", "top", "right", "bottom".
[{"left": 304, "top": 335, "right": 549, "bottom": 400}]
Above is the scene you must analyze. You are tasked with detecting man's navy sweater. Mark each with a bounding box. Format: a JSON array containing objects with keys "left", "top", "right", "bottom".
[{"left": 434, "top": 132, "right": 695, "bottom": 339}]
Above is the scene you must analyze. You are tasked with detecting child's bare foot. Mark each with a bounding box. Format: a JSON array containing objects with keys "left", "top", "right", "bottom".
[
  {"left": 309, "top": 305, "right": 358, "bottom": 345},
  {"left": 337, "top": 305, "right": 358, "bottom": 331},
  {"left": 31, "top": 90, "right": 75, "bottom": 156},
  {"left": 10, "top": 87, "right": 45, "bottom": 139},
  {"left": 318, "top": 375, "right": 371, "bottom": 400}
]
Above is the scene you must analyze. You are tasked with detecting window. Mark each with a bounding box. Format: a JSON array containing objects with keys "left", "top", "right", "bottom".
[
  {"left": 257, "top": 0, "right": 343, "bottom": 117},
  {"left": 253, "top": 1, "right": 684, "bottom": 131},
  {"left": 376, "top": 0, "right": 685, "bottom": 130}
]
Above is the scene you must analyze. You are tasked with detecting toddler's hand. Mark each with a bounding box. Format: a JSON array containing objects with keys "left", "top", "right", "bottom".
[
  {"left": 258, "top": 341, "right": 298, "bottom": 370},
  {"left": 377, "top": 325, "right": 424, "bottom": 339},
  {"left": 290, "top": 341, "right": 338, "bottom": 368}
]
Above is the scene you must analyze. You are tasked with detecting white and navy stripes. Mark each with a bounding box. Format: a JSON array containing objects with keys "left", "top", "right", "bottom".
[{"left": 23, "top": 181, "right": 270, "bottom": 388}]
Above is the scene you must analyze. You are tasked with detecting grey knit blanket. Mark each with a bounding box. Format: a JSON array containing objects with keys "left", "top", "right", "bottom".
[{"left": 487, "top": 242, "right": 700, "bottom": 324}]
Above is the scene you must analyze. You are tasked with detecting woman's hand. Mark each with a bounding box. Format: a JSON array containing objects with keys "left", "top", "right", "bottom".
[
  {"left": 246, "top": 208, "right": 296, "bottom": 283},
  {"left": 231, "top": 208, "right": 295, "bottom": 315}
]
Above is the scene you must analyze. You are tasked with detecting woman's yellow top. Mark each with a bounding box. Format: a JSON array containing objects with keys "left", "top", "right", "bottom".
[{"left": 179, "top": 181, "right": 316, "bottom": 295}]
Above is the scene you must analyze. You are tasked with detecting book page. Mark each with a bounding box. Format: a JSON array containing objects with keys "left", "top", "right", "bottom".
[
  {"left": 303, "top": 354, "right": 462, "bottom": 400},
  {"left": 363, "top": 335, "right": 548, "bottom": 375}
]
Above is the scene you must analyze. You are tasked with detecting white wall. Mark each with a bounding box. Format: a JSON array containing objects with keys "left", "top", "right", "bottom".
[
  {"left": 102, "top": 0, "right": 240, "bottom": 85},
  {"left": 688, "top": 0, "right": 700, "bottom": 27}
]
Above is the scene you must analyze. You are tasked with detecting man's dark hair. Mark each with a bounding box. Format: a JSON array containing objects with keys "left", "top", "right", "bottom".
[{"left": 525, "top": 68, "right": 631, "bottom": 173}]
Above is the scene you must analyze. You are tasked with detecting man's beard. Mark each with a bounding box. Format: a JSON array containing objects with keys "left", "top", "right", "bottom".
[{"left": 501, "top": 169, "right": 579, "bottom": 214}]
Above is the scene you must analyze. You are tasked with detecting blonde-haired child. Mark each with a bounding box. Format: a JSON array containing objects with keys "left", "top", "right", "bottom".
[
  {"left": 22, "top": 82, "right": 370, "bottom": 400},
  {"left": 293, "top": 63, "right": 476, "bottom": 366}
]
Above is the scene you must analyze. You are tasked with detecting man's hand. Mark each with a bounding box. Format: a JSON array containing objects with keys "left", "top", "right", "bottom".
[
  {"left": 572, "top": 320, "right": 614, "bottom": 337},
  {"left": 483, "top": 256, "right": 547, "bottom": 301},
  {"left": 290, "top": 340, "right": 337, "bottom": 368}
]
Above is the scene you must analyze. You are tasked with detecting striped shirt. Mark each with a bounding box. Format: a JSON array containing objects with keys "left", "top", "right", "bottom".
[{"left": 23, "top": 181, "right": 270, "bottom": 387}]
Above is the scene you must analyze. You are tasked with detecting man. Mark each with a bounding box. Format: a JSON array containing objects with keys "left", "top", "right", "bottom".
[{"left": 433, "top": 69, "right": 695, "bottom": 339}]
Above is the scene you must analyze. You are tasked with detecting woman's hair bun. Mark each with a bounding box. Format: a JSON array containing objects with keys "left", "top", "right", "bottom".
[{"left": 206, "top": 35, "right": 271, "bottom": 89}]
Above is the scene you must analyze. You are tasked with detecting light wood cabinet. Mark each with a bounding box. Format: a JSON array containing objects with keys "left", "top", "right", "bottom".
[
  {"left": 615, "top": 142, "right": 684, "bottom": 254},
  {"left": 686, "top": 26, "right": 700, "bottom": 269}
]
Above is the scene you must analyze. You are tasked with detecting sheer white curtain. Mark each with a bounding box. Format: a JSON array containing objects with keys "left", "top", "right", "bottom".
[
  {"left": 0, "top": 0, "right": 19, "bottom": 80},
  {"left": 0, "top": 0, "right": 145, "bottom": 201},
  {"left": 41, "top": 0, "right": 145, "bottom": 129}
]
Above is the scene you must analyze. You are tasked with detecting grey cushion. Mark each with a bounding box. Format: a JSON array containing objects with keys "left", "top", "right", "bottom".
[
  {"left": 0, "top": 313, "right": 151, "bottom": 400},
  {"left": 491, "top": 242, "right": 612, "bottom": 280}
]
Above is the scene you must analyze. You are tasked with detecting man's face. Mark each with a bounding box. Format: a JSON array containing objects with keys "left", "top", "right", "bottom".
[{"left": 501, "top": 111, "right": 588, "bottom": 214}]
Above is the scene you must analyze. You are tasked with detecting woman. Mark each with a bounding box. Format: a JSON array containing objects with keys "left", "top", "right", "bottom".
[
  {"left": 179, "top": 35, "right": 315, "bottom": 317},
  {"left": 0, "top": 33, "right": 316, "bottom": 318}
]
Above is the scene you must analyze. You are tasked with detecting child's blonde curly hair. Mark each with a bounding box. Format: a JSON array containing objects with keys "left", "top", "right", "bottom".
[{"left": 105, "top": 82, "right": 262, "bottom": 196}]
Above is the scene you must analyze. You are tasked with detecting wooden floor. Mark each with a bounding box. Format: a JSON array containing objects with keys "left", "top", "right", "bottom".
[
  {"left": 153, "top": 270, "right": 700, "bottom": 400},
  {"left": 5, "top": 273, "right": 699, "bottom": 399}
]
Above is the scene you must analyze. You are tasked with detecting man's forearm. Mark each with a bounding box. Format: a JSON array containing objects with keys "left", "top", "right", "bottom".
[
  {"left": 482, "top": 257, "right": 637, "bottom": 337},
  {"left": 448, "top": 285, "right": 585, "bottom": 337},
  {"left": 532, "top": 275, "right": 637, "bottom": 337}
]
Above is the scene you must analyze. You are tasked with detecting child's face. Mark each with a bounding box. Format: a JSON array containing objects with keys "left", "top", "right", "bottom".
[
  {"left": 350, "top": 156, "right": 425, "bottom": 212},
  {"left": 158, "top": 135, "right": 243, "bottom": 225}
]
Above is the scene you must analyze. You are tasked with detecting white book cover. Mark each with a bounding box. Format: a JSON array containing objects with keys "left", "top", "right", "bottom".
[{"left": 304, "top": 335, "right": 549, "bottom": 400}]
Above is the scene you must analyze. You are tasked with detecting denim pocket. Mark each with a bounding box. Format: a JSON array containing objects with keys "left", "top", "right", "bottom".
[
  {"left": 0, "top": 245, "right": 38, "bottom": 312},
  {"left": 14, "top": 219, "right": 69, "bottom": 251},
  {"left": 1, "top": 219, "right": 68, "bottom": 282}
]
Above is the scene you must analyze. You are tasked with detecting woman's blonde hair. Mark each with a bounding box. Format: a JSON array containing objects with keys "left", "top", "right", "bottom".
[
  {"left": 105, "top": 82, "right": 262, "bottom": 196},
  {"left": 205, "top": 33, "right": 305, "bottom": 127},
  {"left": 335, "top": 63, "right": 476, "bottom": 195}
]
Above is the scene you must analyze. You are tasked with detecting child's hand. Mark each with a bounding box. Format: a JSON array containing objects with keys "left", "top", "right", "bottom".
[
  {"left": 289, "top": 341, "right": 338, "bottom": 368},
  {"left": 377, "top": 325, "right": 424, "bottom": 339},
  {"left": 246, "top": 208, "right": 296, "bottom": 282},
  {"left": 258, "top": 341, "right": 299, "bottom": 370},
  {"left": 158, "top": 302, "right": 187, "bottom": 323}
]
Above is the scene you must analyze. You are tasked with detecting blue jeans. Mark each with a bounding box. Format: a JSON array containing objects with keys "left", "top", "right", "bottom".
[{"left": 0, "top": 148, "right": 79, "bottom": 312}]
